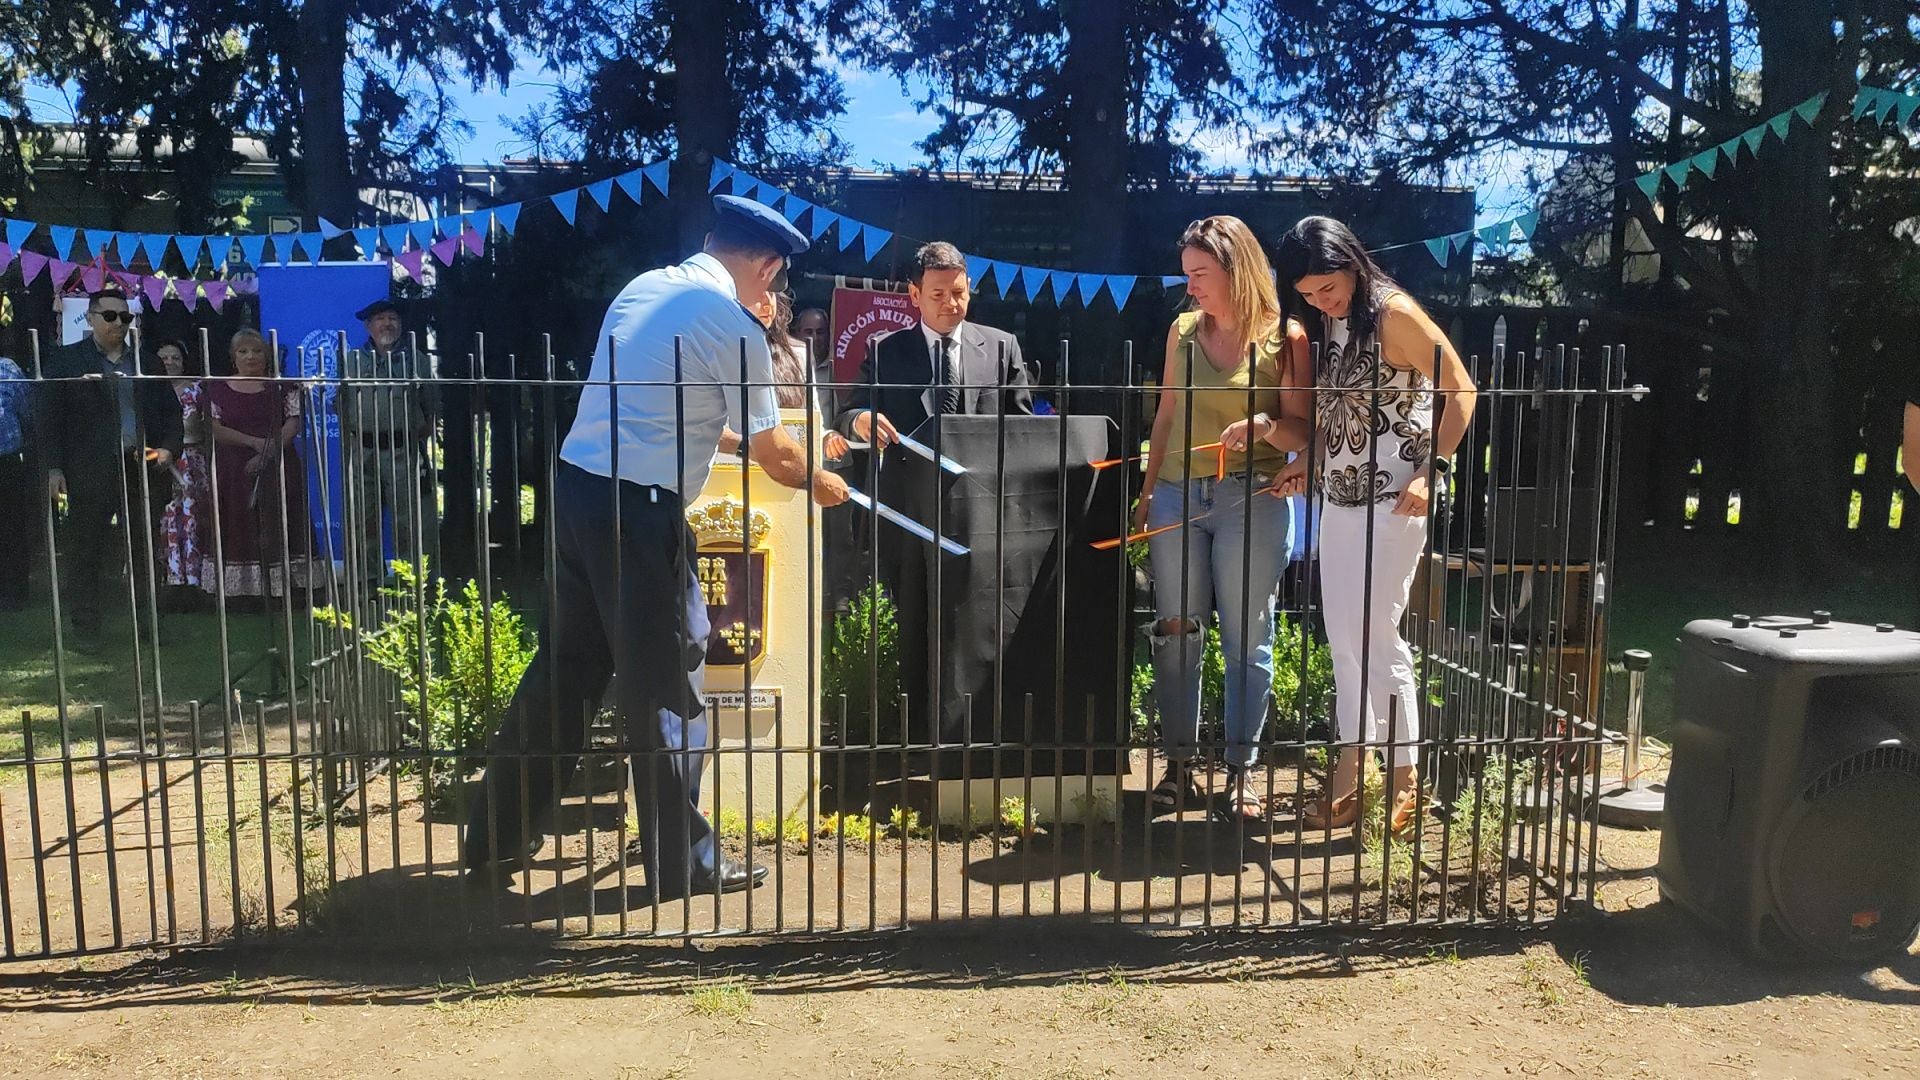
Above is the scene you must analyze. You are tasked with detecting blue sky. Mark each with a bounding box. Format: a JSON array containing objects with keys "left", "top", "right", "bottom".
[{"left": 448, "top": 56, "right": 938, "bottom": 169}]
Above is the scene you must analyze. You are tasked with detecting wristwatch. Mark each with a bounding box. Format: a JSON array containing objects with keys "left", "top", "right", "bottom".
[{"left": 1430, "top": 454, "right": 1452, "bottom": 476}]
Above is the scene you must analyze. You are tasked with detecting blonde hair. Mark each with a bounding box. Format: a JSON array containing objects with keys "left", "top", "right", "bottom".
[
  {"left": 229, "top": 328, "right": 271, "bottom": 373},
  {"left": 1178, "top": 215, "right": 1282, "bottom": 357}
]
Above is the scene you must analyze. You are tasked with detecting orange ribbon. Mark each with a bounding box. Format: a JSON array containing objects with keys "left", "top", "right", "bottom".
[{"left": 1090, "top": 512, "right": 1212, "bottom": 551}]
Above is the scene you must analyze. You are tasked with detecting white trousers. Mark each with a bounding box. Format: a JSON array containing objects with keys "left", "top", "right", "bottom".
[{"left": 1319, "top": 503, "right": 1429, "bottom": 769}]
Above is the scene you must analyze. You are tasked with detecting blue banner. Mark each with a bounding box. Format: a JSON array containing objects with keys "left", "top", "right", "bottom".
[{"left": 258, "top": 262, "right": 393, "bottom": 573}]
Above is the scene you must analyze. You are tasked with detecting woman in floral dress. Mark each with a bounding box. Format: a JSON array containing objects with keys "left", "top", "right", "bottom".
[{"left": 156, "top": 340, "right": 208, "bottom": 609}]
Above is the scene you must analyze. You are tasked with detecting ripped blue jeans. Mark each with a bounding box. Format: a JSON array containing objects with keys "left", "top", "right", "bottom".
[{"left": 1146, "top": 475, "right": 1294, "bottom": 768}]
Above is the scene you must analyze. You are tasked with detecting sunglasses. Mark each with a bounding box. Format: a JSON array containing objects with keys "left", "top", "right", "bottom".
[{"left": 91, "top": 309, "right": 135, "bottom": 324}]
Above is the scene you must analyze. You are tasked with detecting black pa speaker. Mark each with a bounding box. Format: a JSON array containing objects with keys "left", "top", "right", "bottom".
[{"left": 1657, "top": 615, "right": 1920, "bottom": 963}]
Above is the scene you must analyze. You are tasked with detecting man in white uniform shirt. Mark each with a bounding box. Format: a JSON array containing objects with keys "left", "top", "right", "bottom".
[{"left": 466, "top": 196, "right": 848, "bottom": 899}]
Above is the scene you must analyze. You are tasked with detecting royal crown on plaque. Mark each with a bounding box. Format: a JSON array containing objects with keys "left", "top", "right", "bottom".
[{"left": 685, "top": 496, "right": 772, "bottom": 548}]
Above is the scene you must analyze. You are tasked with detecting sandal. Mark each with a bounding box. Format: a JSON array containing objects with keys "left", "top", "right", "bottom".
[
  {"left": 1216, "top": 765, "right": 1267, "bottom": 823},
  {"left": 1301, "top": 789, "right": 1360, "bottom": 831},
  {"left": 1150, "top": 763, "right": 1202, "bottom": 811}
]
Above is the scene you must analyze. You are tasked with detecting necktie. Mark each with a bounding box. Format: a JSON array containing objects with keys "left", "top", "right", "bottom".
[{"left": 938, "top": 336, "right": 962, "bottom": 415}]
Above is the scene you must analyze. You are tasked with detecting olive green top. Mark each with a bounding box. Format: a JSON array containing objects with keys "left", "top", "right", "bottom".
[{"left": 1156, "top": 310, "right": 1287, "bottom": 485}]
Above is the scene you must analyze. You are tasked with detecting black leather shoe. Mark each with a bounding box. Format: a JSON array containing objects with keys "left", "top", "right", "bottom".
[
  {"left": 462, "top": 836, "right": 543, "bottom": 880},
  {"left": 667, "top": 857, "right": 768, "bottom": 899}
]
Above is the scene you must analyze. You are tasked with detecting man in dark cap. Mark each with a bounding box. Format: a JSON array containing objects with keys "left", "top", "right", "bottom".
[
  {"left": 465, "top": 195, "right": 849, "bottom": 900},
  {"left": 340, "top": 295, "right": 438, "bottom": 579}
]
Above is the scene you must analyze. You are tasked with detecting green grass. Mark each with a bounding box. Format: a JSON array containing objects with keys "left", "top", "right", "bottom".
[{"left": 0, "top": 588, "right": 320, "bottom": 764}]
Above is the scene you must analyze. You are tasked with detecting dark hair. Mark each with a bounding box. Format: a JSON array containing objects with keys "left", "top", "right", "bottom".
[
  {"left": 765, "top": 291, "right": 798, "bottom": 354},
  {"left": 909, "top": 241, "right": 966, "bottom": 284},
  {"left": 154, "top": 338, "right": 199, "bottom": 376},
  {"left": 87, "top": 289, "right": 130, "bottom": 310},
  {"left": 1271, "top": 216, "right": 1399, "bottom": 346}
]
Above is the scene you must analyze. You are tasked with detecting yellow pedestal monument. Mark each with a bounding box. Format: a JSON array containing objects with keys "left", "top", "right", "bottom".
[{"left": 685, "top": 409, "right": 823, "bottom": 825}]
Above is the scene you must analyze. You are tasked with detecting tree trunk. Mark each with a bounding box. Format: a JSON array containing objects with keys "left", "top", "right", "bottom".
[
  {"left": 669, "top": 0, "right": 735, "bottom": 255},
  {"left": 1745, "top": 0, "right": 1843, "bottom": 584},
  {"left": 291, "top": 0, "right": 356, "bottom": 254},
  {"left": 1062, "top": 0, "right": 1130, "bottom": 386}
]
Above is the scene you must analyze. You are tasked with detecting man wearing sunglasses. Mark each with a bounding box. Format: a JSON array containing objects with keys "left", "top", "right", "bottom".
[{"left": 36, "top": 289, "right": 183, "bottom": 641}]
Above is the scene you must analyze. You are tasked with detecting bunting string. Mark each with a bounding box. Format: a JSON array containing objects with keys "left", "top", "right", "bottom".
[{"left": 0, "top": 84, "right": 1910, "bottom": 309}]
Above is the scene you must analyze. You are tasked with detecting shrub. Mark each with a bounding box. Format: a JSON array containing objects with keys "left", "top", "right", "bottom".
[
  {"left": 314, "top": 559, "right": 536, "bottom": 805},
  {"left": 821, "top": 583, "right": 902, "bottom": 746}
]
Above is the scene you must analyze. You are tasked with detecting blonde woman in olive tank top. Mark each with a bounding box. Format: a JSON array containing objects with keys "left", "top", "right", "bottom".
[
  {"left": 1262, "top": 216, "right": 1479, "bottom": 836},
  {"left": 1137, "top": 215, "right": 1313, "bottom": 822}
]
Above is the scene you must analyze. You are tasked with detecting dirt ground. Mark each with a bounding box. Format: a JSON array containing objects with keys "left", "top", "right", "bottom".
[{"left": 1, "top": 820, "right": 1916, "bottom": 1080}]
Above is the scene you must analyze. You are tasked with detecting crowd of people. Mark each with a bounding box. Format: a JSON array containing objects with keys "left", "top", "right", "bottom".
[{"left": 0, "top": 289, "right": 439, "bottom": 638}]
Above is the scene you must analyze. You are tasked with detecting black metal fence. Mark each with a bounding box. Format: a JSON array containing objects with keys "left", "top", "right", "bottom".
[{"left": 0, "top": 328, "right": 1637, "bottom": 957}]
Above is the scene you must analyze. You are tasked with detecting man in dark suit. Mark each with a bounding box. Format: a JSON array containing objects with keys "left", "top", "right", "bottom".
[
  {"left": 836, "top": 241, "right": 1034, "bottom": 446},
  {"left": 37, "top": 289, "right": 184, "bottom": 640}
]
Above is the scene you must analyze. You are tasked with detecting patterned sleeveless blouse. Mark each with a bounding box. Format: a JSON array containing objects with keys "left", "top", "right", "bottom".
[{"left": 1315, "top": 294, "right": 1434, "bottom": 508}]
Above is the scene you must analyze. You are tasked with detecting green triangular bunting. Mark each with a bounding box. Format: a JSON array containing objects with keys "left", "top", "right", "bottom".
[
  {"left": 1663, "top": 161, "right": 1692, "bottom": 188},
  {"left": 1854, "top": 88, "right": 1879, "bottom": 119},
  {"left": 1717, "top": 137, "right": 1742, "bottom": 164},
  {"left": 1794, "top": 91, "right": 1829, "bottom": 126},
  {"left": 1633, "top": 172, "right": 1662, "bottom": 200},
  {"left": 1896, "top": 97, "right": 1920, "bottom": 127},
  {"left": 1766, "top": 112, "right": 1791, "bottom": 140},
  {"left": 1691, "top": 150, "right": 1719, "bottom": 178},
  {"left": 1742, "top": 127, "right": 1766, "bottom": 154}
]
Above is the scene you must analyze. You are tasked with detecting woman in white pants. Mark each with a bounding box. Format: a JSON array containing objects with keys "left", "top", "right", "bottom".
[{"left": 1263, "top": 217, "right": 1477, "bottom": 834}]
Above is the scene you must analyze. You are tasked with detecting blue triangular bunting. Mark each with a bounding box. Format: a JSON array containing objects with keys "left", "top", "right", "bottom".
[
  {"left": 318, "top": 216, "right": 346, "bottom": 239},
  {"left": 614, "top": 171, "right": 644, "bottom": 205},
  {"left": 381, "top": 225, "right": 409, "bottom": 253},
  {"left": 808, "top": 209, "right": 838, "bottom": 241},
  {"left": 408, "top": 221, "right": 436, "bottom": 249},
  {"left": 708, "top": 160, "right": 734, "bottom": 192},
  {"left": 1019, "top": 265, "right": 1049, "bottom": 299},
  {"left": 140, "top": 234, "right": 172, "bottom": 268},
  {"left": 1076, "top": 274, "right": 1105, "bottom": 305},
  {"left": 837, "top": 221, "right": 863, "bottom": 253},
  {"left": 585, "top": 179, "right": 614, "bottom": 211},
  {"left": 642, "top": 161, "right": 670, "bottom": 198},
  {"left": 207, "top": 234, "right": 235, "bottom": 268},
  {"left": 49, "top": 226, "right": 76, "bottom": 260},
  {"left": 112, "top": 233, "right": 136, "bottom": 265},
  {"left": 1106, "top": 276, "right": 1136, "bottom": 310},
  {"left": 3, "top": 220, "right": 31, "bottom": 249},
  {"left": 352, "top": 228, "right": 378, "bottom": 257},
  {"left": 780, "top": 194, "right": 812, "bottom": 224},
  {"left": 1048, "top": 270, "right": 1076, "bottom": 303},
  {"left": 1160, "top": 275, "right": 1185, "bottom": 289},
  {"left": 551, "top": 188, "right": 580, "bottom": 225},
  {"left": 75, "top": 229, "right": 101, "bottom": 260},
  {"left": 1424, "top": 236, "right": 1451, "bottom": 267},
  {"left": 752, "top": 181, "right": 780, "bottom": 206},
  {"left": 435, "top": 215, "right": 461, "bottom": 237},
  {"left": 298, "top": 232, "right": 324, "bottom": 262},
  {"left": 178, "top": 235, "right": 206, "bottom": 267},
  {"left": 1448, "top": 231, "right": 1473, "bottom": 254},
  {"left": 1477, "top": 223, "right": 1507, "bottom": 249},
  {"left": 861, "top": 225, "right": 892, "bottom": 262},
  {"left": 494, "top": 203, "right": 521, "bottom": 235},
  {"left": 964, "top": 255, "right": 989, "bottom": 285},
  {"left": 982, "top": 261, "right": 1012, "bottom": 296},
  {"left": 239, "top": 234, "right": 267, "bottom": 266},
  {"left": 1514, "top": 211, "right": 1540, "bottom": 239}
]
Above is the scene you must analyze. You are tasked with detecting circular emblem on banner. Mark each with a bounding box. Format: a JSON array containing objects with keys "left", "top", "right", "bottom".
[{"left": 298, "top": 327, "right": 339, "bottom": 413}]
